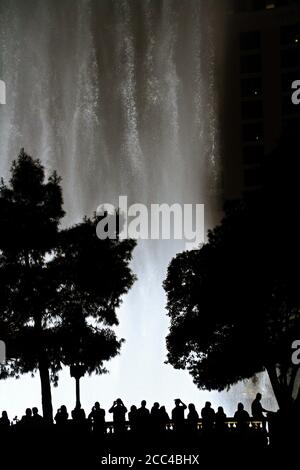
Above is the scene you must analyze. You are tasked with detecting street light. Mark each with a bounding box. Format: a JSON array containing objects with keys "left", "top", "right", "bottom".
[{"left": 70, "top": 363, "right": 86, "bottom": 410}]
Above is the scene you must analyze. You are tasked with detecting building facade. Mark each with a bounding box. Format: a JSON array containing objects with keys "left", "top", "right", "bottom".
[{"left": 222, "top": 0, "right": 300, "bottom": 199}]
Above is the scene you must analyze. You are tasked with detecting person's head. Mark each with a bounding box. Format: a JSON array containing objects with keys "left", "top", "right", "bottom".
[
  {"left": 94, "top": 402, "right": 100, "bottom": 409},
  {"left": 130, "top": 405, "right": 137, "bottom": 412},
  {"left": 153, "top": 402, "right": 159, "bottom": 410},
  {"left": 141, "top": 400, "right": 146, "bottom": 408},
  {"left": 160, "top": 406, "right": 166, "bottom": 412},
  {"left": 2, "top": 411, "right": 8, "bottom": 419},
  {"left": 61, "top": 405, "right": 67, "bottom": 413},
  {"left": 205, "top": 401, "right": 211, "bottom": 408},
  {"left": 32, "top": 407, "right": 38, "bottom": 416},
  {"left": 174, "top": 399, "right": 181, "bottom": 407},
  {"left": 218, "top": 406, "right": 224, "bottom": 414},
  {"left": 237, "top": 403, "right": 244, "bottom": 411},
  {"left": 188, "top": 403, "right": 196, "bottom": 411},
  {"left": 25, "top": 408, "right": 32, "bottom": 417},
  {"left": 116, "top": 398, "right": 122, "bottom": 405},
  {"left": 256, "top": 393, "right": 262, "bottom": 401}
]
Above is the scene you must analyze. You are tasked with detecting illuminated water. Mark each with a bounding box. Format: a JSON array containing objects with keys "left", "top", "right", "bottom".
[{"left": 0, "top": 0, "right": 277, "bottom": 419}]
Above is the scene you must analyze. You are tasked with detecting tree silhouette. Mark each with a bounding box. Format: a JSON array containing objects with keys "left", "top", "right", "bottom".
[
  {"left": 164, "top": 136, "right": 300, "bottom": 411},
  {"left": 52, "top": 217, "right": 136, "bottom": 409},
  {"left": 0, "top": 150, "right": 136, "bottom": 421}
]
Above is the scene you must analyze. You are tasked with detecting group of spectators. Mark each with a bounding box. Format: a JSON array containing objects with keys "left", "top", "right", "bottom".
[
  {"left": 0, "top": 393, "right": 269, "bottom": 434},
  {"left": 106, "top": 394, "right": 268, "bottom": 434}
]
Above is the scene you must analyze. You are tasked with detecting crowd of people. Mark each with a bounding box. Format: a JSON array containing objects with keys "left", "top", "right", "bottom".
[{"left": 0, "top": 393, "right": 270, "bottom": 434}]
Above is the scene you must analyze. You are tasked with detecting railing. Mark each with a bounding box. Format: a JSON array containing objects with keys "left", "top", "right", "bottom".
[
  {"left": 6, "top": 417, "right": 264, "bottom": 436},
  {"left": 103, "top": 418, "right": 264, "bottom": 434}
]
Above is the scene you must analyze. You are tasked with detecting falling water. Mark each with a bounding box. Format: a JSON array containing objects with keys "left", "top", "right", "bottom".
[{"left": 0, "top": 0, "right": 277, "bottom": 417}]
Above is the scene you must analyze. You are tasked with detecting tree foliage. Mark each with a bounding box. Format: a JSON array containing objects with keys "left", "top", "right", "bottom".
[
  {"left": 0, "top": 150, "right": 136, "bottom": 420},
  {"left": 164, "top": 136, "right": 300, "bottom": 409}
]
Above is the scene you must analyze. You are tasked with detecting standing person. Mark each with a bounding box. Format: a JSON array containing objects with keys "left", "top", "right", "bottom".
[
  {"left": 0, "top": 411, "right": 10, "bottom": 430},
  {"left": 21, "top": 408, "right": 33, "bottom": 427},
  {"left": 159, "top": 406, "right": 170, "bottom": 431},
  {"left": 234, "top": 403, "right": 250, "bottom": 431},
  {"left": 71, "top": 405, "right": 86, "bottom": 429},
  {"left": 201, "top": 402, "right": 215, "bottom": 431},
  {"left": 172, "top": 399, "right": 187, "bottom": 432},
  {"left": 31, "top": 407, "right": 43, "bottom": 426},
  {"left": 88, "top": 402, "right": 106, "bottom": 435},
  {"left": 55, "top": 405, "right": 69, "bottom": 425},
  {"left": 109, "top": 399, "right": 127, "bottom": 434},
  {"left": 136, "top": 400, "right": 150, "bottom": 432},
  {"left": 150, "top": 403, "right": 160, "bottom": 432},
  {"left": 129, "top": 405, "right": 138, "bottom": 433},
  {"left": 187, "top": 403, "right": 199, "bottom": 432},
  {"left": 251, "top": 393, "right": 268, "bottom": 419},
  {"left": 251, "top": 393, "right": 269, "bottom": 425},
  {"left": 215, "top": 406, "right": 227, "bottom": 432}
]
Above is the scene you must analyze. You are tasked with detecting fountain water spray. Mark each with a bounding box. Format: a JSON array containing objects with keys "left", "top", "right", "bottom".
[{"left": 0, "top": 0, "right": 272, "bottom": 417}]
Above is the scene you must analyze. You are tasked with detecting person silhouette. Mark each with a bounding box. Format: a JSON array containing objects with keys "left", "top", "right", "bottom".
[
  {"left": 88, "top": 402, "right": 105, "bottom": 434},
  {"left": 55, "top": 405, "right": 69, "bottom": 425},
  {"left": 21, "top": 408, "right": 33, "bottom": 427},
  {"left": 128, "top": 405, "right": 138, "bottom": 433},
  {"left": 187, "top": 403, "right": 199, "bottom": 432},
  {"left": 0, "top": 411, "right": 10, "bottom": 430},
  {"left": 136, "top": 400, "right": 150, "bottom": 432},
  {"left": 150, "top": 402, "right": 160, "bottom": 432},
  {"left": 201, "top": 402, "right": 215, "bottom": 431},
  {"left": 172, "top": 399, "right": 187, "bottom": 432},
  {"left": 234, "top": 403, "right": 250, "bottom": 431},
  {"left": 215, "top": 406, "right": 227, "bottom": 432},
  {"left": 31, "top": 407, "right": 43, "bottom": 426},
  {"left": 72, "top": 405, "right": 86, "bottom": 425},
  {"left": 109, "top": 399, "right": 127, "bottom": 434},
  {"left": 251, "top": 393, "right": 269, "bottom": 421},
  {"left": 159, "top": 406, "right": 170, "bottom": 431}
]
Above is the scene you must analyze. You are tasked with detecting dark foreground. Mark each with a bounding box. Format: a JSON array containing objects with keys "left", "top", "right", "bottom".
[{"left": 0, "top": 418, "right": 297, "bottom": 468}]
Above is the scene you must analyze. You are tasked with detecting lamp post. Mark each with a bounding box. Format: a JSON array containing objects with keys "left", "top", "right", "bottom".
[{"left": 70, "top": 363, "right": 85, "bottom": 409}]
